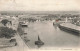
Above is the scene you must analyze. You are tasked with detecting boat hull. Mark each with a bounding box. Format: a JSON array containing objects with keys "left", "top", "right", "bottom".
[
  {"left": 35, "top": 41, "right": 44, "bottom": 45},
  {"left": 21, "top": 25, "right": 28, "bottom": 27}
]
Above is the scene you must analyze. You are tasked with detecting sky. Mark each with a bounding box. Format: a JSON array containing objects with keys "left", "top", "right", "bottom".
[{"left": 0, "top": 0, "right": 80, "bottom": 11}]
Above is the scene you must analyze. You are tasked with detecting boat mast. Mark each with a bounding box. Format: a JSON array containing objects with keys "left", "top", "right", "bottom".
[{"left": 38, "top": 35, "right": 41, "bottom": 41}]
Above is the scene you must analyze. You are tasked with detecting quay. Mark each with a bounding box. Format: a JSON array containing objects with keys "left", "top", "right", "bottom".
[{"left": 58, "top": 23, "right": 80, "bottom": 36}]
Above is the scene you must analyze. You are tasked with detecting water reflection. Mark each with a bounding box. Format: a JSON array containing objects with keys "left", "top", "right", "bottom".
[
  {"left": 53, "top": 25, "right": 58, "bottom": 29},
  {"left": 36, "top": 44, "right": 44, "bottom": 48}
]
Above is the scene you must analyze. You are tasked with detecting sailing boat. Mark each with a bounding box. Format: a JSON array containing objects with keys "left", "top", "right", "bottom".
[{"left": 35, "top": 35, "right": 44, "bottom": 45}]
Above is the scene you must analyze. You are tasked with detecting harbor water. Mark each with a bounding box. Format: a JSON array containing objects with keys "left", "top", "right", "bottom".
[{"left": 23, "top": 21, "right": 80, "bottom": 49}]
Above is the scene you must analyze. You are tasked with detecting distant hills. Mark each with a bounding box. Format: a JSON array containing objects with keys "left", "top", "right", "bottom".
[{"left": 0, "top": 11, "right": 80, "bottom": 15}]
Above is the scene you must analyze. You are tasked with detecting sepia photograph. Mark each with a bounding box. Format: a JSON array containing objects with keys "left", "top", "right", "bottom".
[{"left": 0, "top": 0, "right": 80, "bottom": 51}]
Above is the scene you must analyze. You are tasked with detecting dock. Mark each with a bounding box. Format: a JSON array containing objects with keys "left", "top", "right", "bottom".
[{"left": 59, "top": 23, "right": 80, "bottom": 35}]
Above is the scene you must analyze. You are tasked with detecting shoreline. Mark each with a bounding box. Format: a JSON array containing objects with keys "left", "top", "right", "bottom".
[{"left": 17, "top": 23, "right": 30, "bottom": 48}]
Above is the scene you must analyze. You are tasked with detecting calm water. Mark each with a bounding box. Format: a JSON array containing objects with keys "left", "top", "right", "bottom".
[{"left": 23, "top": 21, "right": 80, "bottom": 49}]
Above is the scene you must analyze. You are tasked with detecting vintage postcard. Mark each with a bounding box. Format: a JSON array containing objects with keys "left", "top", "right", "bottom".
[{"left": 0, "top": 0, "right": 80, "bottom": 51}]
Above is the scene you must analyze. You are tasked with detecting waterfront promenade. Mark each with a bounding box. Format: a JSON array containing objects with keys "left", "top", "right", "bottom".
[{"left": 0, "top": 32, "right": 29, "bottom": 51}]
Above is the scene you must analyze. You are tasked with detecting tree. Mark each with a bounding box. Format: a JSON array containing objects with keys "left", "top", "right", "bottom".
[
  {"left": 1, "top": 19, "right": 9, "bottom": 26},
  {"left": 0, "top": 27, "right": 16, "bottom": 38}
]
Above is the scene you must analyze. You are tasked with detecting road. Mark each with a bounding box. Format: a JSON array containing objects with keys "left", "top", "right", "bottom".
[{"left": 0, "top": 33, "right": 29, "bottom": 51}]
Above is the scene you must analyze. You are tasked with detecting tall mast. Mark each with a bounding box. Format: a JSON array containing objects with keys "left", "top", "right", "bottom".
[{"left": 38, "top": 35, "right": 41, "bottom": 41}]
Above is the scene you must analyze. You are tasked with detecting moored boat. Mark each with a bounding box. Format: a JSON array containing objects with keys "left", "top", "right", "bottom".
[
  {"left": 35, "top": 35, "right": 44, "bottom": 45},
  {"left": 21, "top": 21, "right": 28, "bottom": 27}
]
